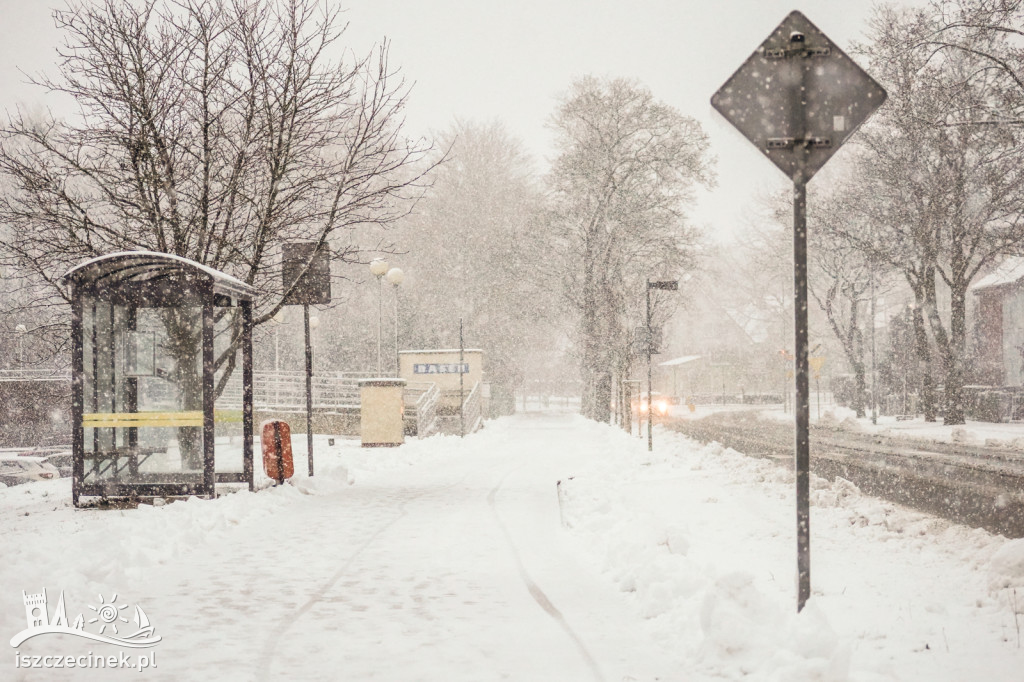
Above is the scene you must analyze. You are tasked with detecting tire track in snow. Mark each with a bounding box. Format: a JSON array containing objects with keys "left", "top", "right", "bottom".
[{"left": 487, "top": 467, "right": 607, "bottom": 682}]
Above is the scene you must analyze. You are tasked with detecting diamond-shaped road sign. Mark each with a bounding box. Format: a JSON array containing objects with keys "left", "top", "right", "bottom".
[{"left": 711, "top": 11, "right": 887, "bottom": 181}]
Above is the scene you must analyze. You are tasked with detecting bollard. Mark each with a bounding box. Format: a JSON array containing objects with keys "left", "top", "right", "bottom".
[{"left": 556, "top": 476, "right": 574, "bottom": 528}]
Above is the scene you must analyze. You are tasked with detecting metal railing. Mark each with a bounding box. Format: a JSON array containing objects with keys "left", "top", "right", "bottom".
[
  {"left": 224, "top": 372, "right": 444, "bottom": 439},
  {"left": 1, "top": 367, "right": 452, "bottom": 438},
  {"left": 218, "top": 371, "right": 374, "bottom": 411},
  {"left": 462, "top": 380, "right": 483, "bottom": 434},
  {"left": 0, "top": 369, "right": 71, "bottom": 382},
  {"left": 404, "top": 381, "right": 440, "bottom": 437}
]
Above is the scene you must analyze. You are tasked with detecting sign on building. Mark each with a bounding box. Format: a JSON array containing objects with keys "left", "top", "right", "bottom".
[{"left": 413, "top": 363, "right": 470, "bottom": 375}]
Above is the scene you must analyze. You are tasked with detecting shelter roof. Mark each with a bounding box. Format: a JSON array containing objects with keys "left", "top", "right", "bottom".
[{"left": 62, "top": 251, "right": 256, "bottom": 301}]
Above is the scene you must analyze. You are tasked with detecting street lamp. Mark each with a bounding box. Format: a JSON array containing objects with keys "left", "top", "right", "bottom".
[
  {"left": 270, "top": 310, "right": 284, "bottom": 373},
  {"left": 370, "top": 258, "right": 389, "bottom": 375},
  {"left": 646, "top": 279, "right": 679, "bottom": 452},
  {"left": 386, "top": 267, "right": 404, "bottom": 376}
]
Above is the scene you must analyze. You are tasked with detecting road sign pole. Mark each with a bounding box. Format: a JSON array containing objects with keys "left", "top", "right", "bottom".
[
  {"left": 304, "top": 303, "right": 314, "bottom": 477},
  {"left": 793, "top": 175, "right": 811, "bottom": 612},
  {"left": 712, "top": 9, "right": 886, "bottom": 615}
]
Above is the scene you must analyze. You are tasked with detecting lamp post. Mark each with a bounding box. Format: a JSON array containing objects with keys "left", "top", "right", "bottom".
[
  {"left": 370, "top": 258, "right": 389, "bottom": 375},
  {"left": 270, "top": 311, "right": 284, "bottom": 371},
  {"left": 15, "top": 323, "right": 26, "bottom": 368},
  {"left": 270, "top": 311, "right": 284, "bottom": 407},
  {"left": 646, "top": 279, "right": 678, "bottom": 452},
  {"left": 386, "top": 267, "right": 404, "bottom": 376}
]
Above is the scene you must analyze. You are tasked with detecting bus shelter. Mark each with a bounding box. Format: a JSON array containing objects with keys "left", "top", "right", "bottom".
[{"left": 63, "top": 252, "right": 256, "bottom": 506}]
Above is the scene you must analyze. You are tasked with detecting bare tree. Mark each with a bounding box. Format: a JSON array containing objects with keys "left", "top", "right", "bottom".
[
  {"left": 390, "top": 119, "right": 559, "bottom": 409},
  {"left": 0, "top": 0, "right": 432, "bottom": 379},
  {"left": 807, "top": 190, "right": 894, "bottom": 418},
  {"left": 845, "top": 4, "right": 1024, "bottom": 424},
  {"left": 547, "top": 76, "right": 714, "bottom": 422},
  {"left": 924, "top": 0, "right": 1024, "bottom": 127}
]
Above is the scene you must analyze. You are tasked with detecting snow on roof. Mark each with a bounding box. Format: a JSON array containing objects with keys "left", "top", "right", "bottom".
[
  {"left": 659, "top": 355, "right": 702, "bottom": 367},
  {"left": 971, "top": 256, "right": 1024, "bottom": 293},
  {"left": 399, "top": 349, "right": 484, "bottom": 354},
  {"left": 62, "top": 250, "right": 257, "bottom": 300}
]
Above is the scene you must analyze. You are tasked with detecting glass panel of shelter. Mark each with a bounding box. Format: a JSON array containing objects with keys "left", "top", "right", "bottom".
[
  {"left": 81, "top": 300, "right": 205, "bottom": 485},
  {"left": 213, "top": 303, "right": 245, "bottom": 474}
]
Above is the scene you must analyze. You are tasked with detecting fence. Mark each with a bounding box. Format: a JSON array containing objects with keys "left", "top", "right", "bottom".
[
  {"left": 0, "top": 369, "right": 70, "bottom": 382},
  {"left": 217, "top": 371, "right": 374, "bottom": 411},
  {"left": 0, "top": 368, "right": 453, "bottom": 443}
]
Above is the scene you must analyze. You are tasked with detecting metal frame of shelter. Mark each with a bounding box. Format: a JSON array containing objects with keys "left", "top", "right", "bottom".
[{"left": 62, "top": 252, "right": 257, "bottom": 506}]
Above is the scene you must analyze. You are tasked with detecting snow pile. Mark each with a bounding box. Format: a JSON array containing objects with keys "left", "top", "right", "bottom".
[
  {"left": 988, "top": 539, "right": 1024, "bottom": 590},
  {"left": 816, "top": 410, "right": 841, "bottom": 428},
  {"left": 559, "top": 430, "right": 854, "bottom": 680},
  {"left": 557, "top": 420, "right": 1022, "bottom": 681},
  {"left": 755, "top": 402, "right": 1024, "bottom": 452},
  {"left": 951, "top": 426, "right": 983, "bottom": 446}
]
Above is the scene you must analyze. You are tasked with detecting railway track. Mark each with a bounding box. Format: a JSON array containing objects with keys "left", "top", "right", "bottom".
[{"left": 668, "top": 411, "right": 1024, "bottom": 538}]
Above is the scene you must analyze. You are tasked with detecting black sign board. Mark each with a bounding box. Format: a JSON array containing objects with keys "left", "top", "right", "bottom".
[
  {"left": 711, "top": 11, "right": 886, "bottom": 181},
  {"left": 282, "top": 242, "right": 331, "bottom": 305}
]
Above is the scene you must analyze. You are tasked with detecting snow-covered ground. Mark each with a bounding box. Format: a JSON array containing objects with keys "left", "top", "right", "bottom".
[
  {"left": 682, "top": 398, "right": 1024, "bottom": 449},
  {"left": 1, "top": 408, "right": 1023, "bottom": 680}
]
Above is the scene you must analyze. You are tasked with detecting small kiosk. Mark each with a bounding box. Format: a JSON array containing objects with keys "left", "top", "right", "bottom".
[
  {"left": 359, "top": 378, "right": 406, "bottom": 447},
  {"left": 63, "top": 252, "right": 257, "bottom": 506}
]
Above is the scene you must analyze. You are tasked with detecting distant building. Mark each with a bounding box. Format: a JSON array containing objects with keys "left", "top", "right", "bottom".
[{"left": 971, "top": 256, "right": 1024, "bottom": 387}]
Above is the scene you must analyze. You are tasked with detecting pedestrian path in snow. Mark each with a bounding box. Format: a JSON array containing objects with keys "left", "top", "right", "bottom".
[{"left": 1, "top": 409, "right": 1023, "bottom": 681}]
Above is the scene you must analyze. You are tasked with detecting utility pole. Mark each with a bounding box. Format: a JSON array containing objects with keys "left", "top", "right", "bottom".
[
  {"left": 646, "top": 279, "right": 653, "bottom": 453},
  {"left": 646, "top": 279, "right": 679, "bottom": 452},
  {"left": 459, "top": 318, "right": 465, "bottom": 438}
]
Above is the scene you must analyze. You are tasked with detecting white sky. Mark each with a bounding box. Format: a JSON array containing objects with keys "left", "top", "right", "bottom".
[{"left": 0, "top": 0, "right": 925, "bottom": 241}]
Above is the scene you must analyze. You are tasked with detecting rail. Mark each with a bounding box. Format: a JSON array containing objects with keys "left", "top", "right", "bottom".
[
  {"left": 462, "top": 380, "right": 483, "bottom": 434},
  {"left": 0, "top": 369, "right": 70, "bottom": 382},
  {"left": 1, "top": 369, "right": 456, "bottom": 439},
  {"left": 404, "top": 382, "right": 440, "bottom": 437},
  {"left": 218, "top": 371, "right": 375, "bottom": 411}
]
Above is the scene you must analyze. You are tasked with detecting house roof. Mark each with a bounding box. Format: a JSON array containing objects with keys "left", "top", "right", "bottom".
[
  {"left": 660, "top": 355, "right": 702, "bottom": 367},
  {"left": 972, "top": 256, "right": 1024, "bottom": 294}
]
